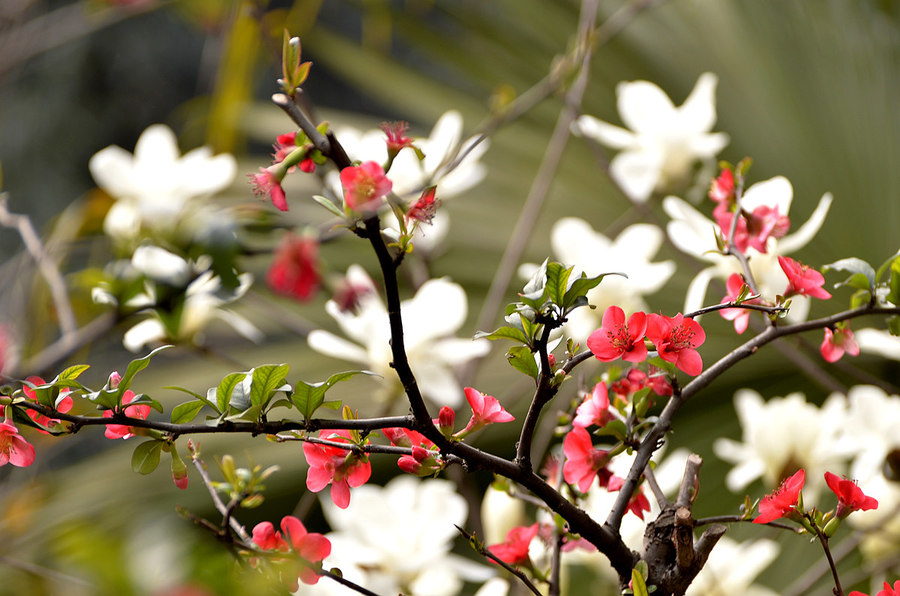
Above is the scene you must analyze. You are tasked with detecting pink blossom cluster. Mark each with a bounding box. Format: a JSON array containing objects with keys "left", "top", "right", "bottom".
[{"left": 587, "top": 306, "right": 706, "bottom": 376}]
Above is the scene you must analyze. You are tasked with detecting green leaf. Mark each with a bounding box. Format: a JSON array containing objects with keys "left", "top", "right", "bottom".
[
  {"left": 126, "top": 394, "right": 164, "bottom": 413},
  {"left": 217, "top": 373, "right": 248, "bottom": 413},
  {"left": 647, "top": 356, "right": 676, "bottom": 377},
  {"left": 473, "top": 326, "right": 529, "bottom": 345},
  {"left": 116, "top": 345, "right": 173, "bottom": 403},
  {"left": 563, "top": 271, "right": 625, "bottom": 309},
  {"left": 507, "top": 345, "right": 539, "bottom": 380},
  {"left": 824, "top": 258, "right": 875, "bottom": 294},
  {"left": 312, "top": 194, "right": 346, "bottom": 218},
  {"left": 165, "top": 386, "right": 220, "bottom": 414},
  {"left": 544, "top": 262, "right": 572, "bottom": 306},
  {"left": 225, "top": 403, "right": 265, "bottom": 422},
  {"left": 249, "top": 364, "right": 290, "bottom": 408},
  {"left": 631, "top": 566, "right": 650, "bottom": 596},
  {"left": 55, "top": 364, "right": 90, "bottom": 382},
  {"left": 170, "top": 401, "right": 206, "bottom": 424},
  {"left": 131, "top": 440, "right": 163, "bottom": 475},
  {"left": 888, "top": 257, "right": 900, "bottom": 306},
  {"left": 292, "top": 371, "right": 377, "bottom": 419},
  {"left": 888, "top": 316, "right": 900, "bottom": 336},
  {"left": 594, "top": 419, "right": 628, "bottom": 441}
]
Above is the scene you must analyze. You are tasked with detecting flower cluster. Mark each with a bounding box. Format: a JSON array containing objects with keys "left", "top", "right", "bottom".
[
  {"left": 251, "top": 515, "right": 331, "bottom": 588},
  {"left": 587, "top": 306, "right": 706, "bottom": 375}
]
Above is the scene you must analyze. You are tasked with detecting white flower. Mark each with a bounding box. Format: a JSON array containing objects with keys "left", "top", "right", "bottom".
[
  {"left": 307, "top": 265, "right": 490, "bottom": 407},
  {"left": 333, "top": 110, "right": 488, "bottom": 201},
  {"left": 130, "top": 245, "right": 192, "bottom": 286},
  {"left": 836, "top": 385, "right": 900, "bottom": 560},
  {"left": 713, "top": 389, "right": 853, "bottom": 497},
  {"left": 305, "top": 476, "right": 493, "bottom": 596},
  {"left": 573, "top": 73, "right": 728, "bottom": 202},
  {"left": 535, "top": 217, "right": 675, "bottom": 341},
  {"left": 855, "top": 328, "right": 900, "bottom": 360},
  {"left": 686, "top": 537, "right": 779, "bottom": 596},
  {"left": 122, "top": 259, "right": 261, "bottom": 352},
  {"left": 89, "top": 124, "right": 237, "bottom": 244},
  {"left": 663, "top": 176, "right": 832, "bottom": 320}
]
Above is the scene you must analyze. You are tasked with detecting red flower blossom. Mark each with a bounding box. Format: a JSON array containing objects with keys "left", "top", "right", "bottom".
[
  {"left": 824, "top": 472, "right": 878, "bottom": 518},
  {"left": 103, "top": 390, "right": 150, "bottom": 440},
  {"left": 562, "top": 427, "right": 610, "bottom": 493},
  {"left": 250, "top": 166, "right": 288, "bottom": 211},
  {"left": 587, "top": 306, "right": 648, "bottom": 363},
  {"left": 488, "top": 523, "right": 539, "bottom": 566},
  {"left": 340, "top": 161, "right": 392, "bottom": 212},
  {"left": 267, "top": 233, "right": 320, "bottom": 302},
  {"left": 821, "top": 323, "right": 859, "bottom": 363},
  {"left": 460, "top": 387, "right": 514, "bottom": 434},
  {"left": 572, "top": 382, "right": 612, "bottom": 429},
  {"left": 0, "top": 421, "right": 35, "bottom": 467},
  {"left": 252, "top": 515, "right": 331, "bottom": 587},
  {"left": 272, "top": 132, "right": 298, "bottom": 164},
  {"left": 753, "top": 468, "right": 805, "bottom": 524},
  {"left": 406, "top": 186, "right": 439, "bottom": 224},
  {"left": 645, "top": 313, "right": 705, "bottom": 376},
  {"left": 778, "top": 256, "right": 832, "bottom": 300},
  {"left": 302, "top": 430, "right": 371, "bottom": 509},
  {"left": 719, "top": 273, "right": 760, "bottom": 334},
  {"left": 745, "top": 205, "right": 790, "bottom": 252},
  {"left": 607, "top": 476, "right": 652, "bottom": 520},
  {"left": 22, "top": 376, "right": 73, "bottom": 433},
  {"left": 849, "top": 581, "right": 900, "bottom": 596}
]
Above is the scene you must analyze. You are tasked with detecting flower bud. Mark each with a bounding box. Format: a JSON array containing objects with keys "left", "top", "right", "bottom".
[{"left": 438, "top": 406, "right": 456, "bottom": 438}]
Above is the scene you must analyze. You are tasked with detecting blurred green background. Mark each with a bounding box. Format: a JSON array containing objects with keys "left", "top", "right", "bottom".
[{"left": 0, "top": 0, "right": 898, "bottom": 594}]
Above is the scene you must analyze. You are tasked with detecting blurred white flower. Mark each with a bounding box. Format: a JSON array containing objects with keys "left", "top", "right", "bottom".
[
  {"left": 480, "top": 484, "right": 526, "bottom": 545},
  {"left": 573, "top": 73, "right": 728, "bottom": 202},
  {"left": 307, "top": 265, "right": 490, "bottom": 407},
  {"left": 663, "top": 176, "right": 832, "bottom": 319},
  {"left": 839, "top": 385, "right": 900, "bottom": 560},
  {"left": 855, "top": 328, "right": 900, "bottom": 360},
  {"left": 116, "top": 251, "right": 260, "bottom": 352},
  {"left": 89, "top": 124, "right": 237, "bottom": 245},
  {"left": 523, "top": 217, "right": 675, "bottom": 341},
  {"left": 686, "top": 537, "right": 779, "bottom": 596},
  {"left": 333, "top": 110, "right": 488, "bottom": 201},
  {"left": 305, "top": 476, "right": 493, "bottom": 596},
  {"left": 713, "top": 389, "right": 853, "bottom": 497}
]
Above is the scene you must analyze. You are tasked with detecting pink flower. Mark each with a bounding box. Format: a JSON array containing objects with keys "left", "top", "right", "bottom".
[
  {"left": 753, "top": 468, "right": 805, "bottom": 524},
  {"left": 719, "top": 273, "right": 760, "bottom": 334},
  {"left": 488, "top": 523, "right": 539, "bottom": 566},
  {"left": 382, "top": 426, "right": 433, "bottom": 449},
  {"left": 645, "top": 313, "right": 706, "bottom": 376},
  {"left": 23, "top": 375, "right": 73, "bottom": 433},
  {"left": 607, "top": 476, "right": 652, "bottom": 520},
  {"left": 572, "top": 382, "right": 612, "bottom": 429},
  {"left": 0, "top": 421, "right": 35, "bottom": 467},
  {"left": 709, "top": 168, "right": 734, "bottom": 203},
  {"left": 250, "top": 166, "right": 288, "bottom": 211},
  {"left": 821, "top": 323, "right": 859, "bottom": 363},
  {"left": 340, "top": 161, "right": 392, "bottom": 212},
  {"left": 406, "top": 186, "right": 439, "bottom": 224},
  {"left": 331, "top": 277, "right": 374, "bottom": 315},
  {"left": 302, "top": 430, "right": 371, "bottom": 509},
  {"left": 266, "top": 233, "right": 320, "bottom": 302},
  {"left": 562, "top": 427, "right": 610, "bottom": 493},
  {"left": 609, "top": 368, "right": 670, "bottom": 400},
  {"left": 397, "top": 445, "right": 443, "bottom": 476},
  {"left": 103, "top": 390, "right": 150, "bottom": 439},
  {"left": 745, "top": 205, "right": 789, "bottom": 252},
  {"left": 587, "top": 306, "right": 648, "bottom": 363},
  {"left": 381, "top": 121, "right": 415, "bottom": 156},
  {"left": 272, "top": 132, "right": 298, "bottom": 164},
  {"left": 824, "top": 472, "right": 878, "bottom": 518},
  {"left": 460, "top": 387, "right": 514, "bottom": 434},
  {"left": 849, "top": 581, "right": 900, "bottom": 596},
  {"left": 778, "top": 256, "right": 832, "bottom": 300},
  {"left": 252, "top": 516, "right": 331, "bottom": 587}
]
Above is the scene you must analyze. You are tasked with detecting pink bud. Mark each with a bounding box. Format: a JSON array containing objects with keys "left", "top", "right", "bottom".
[
  {"left": 108, "top": 371, "right": 122, "bottom": 389},
  {"left": 438, "top": 406, "right": 455, "bottom": 436}
]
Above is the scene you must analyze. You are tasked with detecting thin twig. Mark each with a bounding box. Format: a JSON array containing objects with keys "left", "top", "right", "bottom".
[
  {"left": 0, "top": 196, "right": 77, "bottom": 336},
  {"left": 188, "top": 445, "right": 251, "bottom": 542}
]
